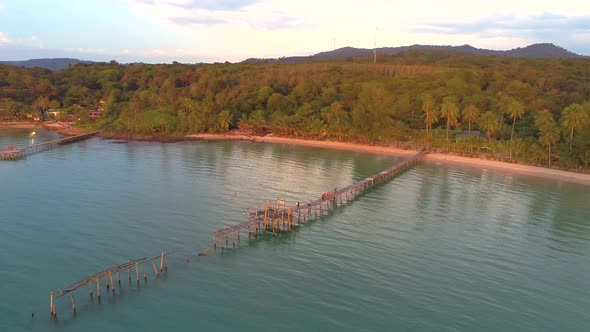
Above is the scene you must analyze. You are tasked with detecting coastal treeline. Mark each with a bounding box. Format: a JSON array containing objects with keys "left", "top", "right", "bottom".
[{"left": 1, "top": 51, "right": 589, "bottom": 169}]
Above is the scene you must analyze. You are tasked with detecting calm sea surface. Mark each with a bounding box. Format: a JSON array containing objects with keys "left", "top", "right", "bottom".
[{"left": 1, "top": 128, "right": 590, "bottom": 332}]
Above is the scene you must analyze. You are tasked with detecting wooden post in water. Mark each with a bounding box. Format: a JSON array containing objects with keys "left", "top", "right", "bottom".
[
  {"left": 160, "top": 252, "right": 164, "bottom": 272},
  {"left": 117, "top": 271, "right": 121, "bottom": 285},
  {"left": 97, "top": 278, "right": 101, "bottom": 303},
  {"left": 70, "top": 295, "right": 76, "bottom": 316},
  {"left": 136, "top": 262, "right": 140, "bottom": 285},
  {"left": 89, "top": 279, "right": 93, "bottom": 297},
  {"left": 110, "top": 273, "right": 115, "bottom": 294},
  {"left": 50, "top": 291, "right": 54, "bottom": 317},
  {"left": 128, "top": 266, "right": 131, "bottom": 281},
  {"left": 144, "top": 271, "right": 147, "bottom": 282},
  {"left": 151, "top": 261, "right": 159, "bottom": 277}
]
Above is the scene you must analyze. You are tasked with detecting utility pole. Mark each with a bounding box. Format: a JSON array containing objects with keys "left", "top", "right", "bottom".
[{"left": 373, "top": 28, "right": 377, "bottom": 64}]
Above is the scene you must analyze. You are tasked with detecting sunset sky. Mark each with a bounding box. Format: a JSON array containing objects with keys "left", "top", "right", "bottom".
[{"left": 1, "top": 0, "right": 589, "bottom": 63}]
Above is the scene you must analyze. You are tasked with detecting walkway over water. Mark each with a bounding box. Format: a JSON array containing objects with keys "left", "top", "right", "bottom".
[
  {"left": 0, "top": 131, "right": 97, "bottom": 160},
  {"left": 48, "top": 148, "right": 428, "bottom": 319},
  {"left": 205, "top": 149, "right": 429, "bottom": 253}
]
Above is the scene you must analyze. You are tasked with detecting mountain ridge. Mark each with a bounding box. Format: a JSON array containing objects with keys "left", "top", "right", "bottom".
[
  {"left": 0, "top": 58, "right": 95, "bottom": 71},
  {"left": 243, "top": 43, "right": 583, "bottom": 64},
  {"left": 0, "top": 43, "right": 583, "bottom": 71}
]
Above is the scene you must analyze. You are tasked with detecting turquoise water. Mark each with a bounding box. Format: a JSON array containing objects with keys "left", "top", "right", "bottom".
[{"left": 1, "top": 128, "right": 590, "bottom": 331}]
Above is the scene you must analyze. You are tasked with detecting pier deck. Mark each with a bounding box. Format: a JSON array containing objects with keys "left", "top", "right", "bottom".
[
  {"left": 0, "top": 131, "right": 98, "bottom": 160},
  {"left": 208, "top": 149, "right": 428, "bottom": 251},
  {"left": 47, "top": 148, "right": 428, "bottom": 319}
]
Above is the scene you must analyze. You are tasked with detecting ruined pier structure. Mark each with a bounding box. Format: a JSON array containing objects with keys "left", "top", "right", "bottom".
[{"left": 48, "top": 148, "right": 428, "bottom": 318}]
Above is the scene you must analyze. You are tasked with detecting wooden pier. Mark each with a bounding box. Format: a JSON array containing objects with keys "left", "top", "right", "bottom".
[
  {"left": 207, "top": 149, "right": 428, "bottom": 252},
  {"left": 49, "top": 251, "right": 174, "bottom": 318},
  {"left": 0, "top": 131, "right": 97, "bottom": 160},
  {"left": 46, "top": 149, "right": 427, "bottom": 319}
]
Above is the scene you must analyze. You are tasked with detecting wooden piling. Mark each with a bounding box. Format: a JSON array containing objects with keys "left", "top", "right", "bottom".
[
  {"left": 110, "top": 273, "right": 115, "bottom": 294},
  {"left": 70, "top": 295, "right": 76, "bottom": 316},
  {"left": 136, "top": 262, "right": 140, "bottom": 285},
  {"left": 159, "top": 252, "right": 164, "bottom": 272},
  {"left": 97, "top": 278, "right": 101, "bottom": 302},
  {"left": 50, "top": 291, "right": 54, "bottom": 316},
  {"left": 89, "top": 279, "right": 93, "bottom": 297},
  {"left": 151, "top": 261, "right": 159, "bottom": 277}
]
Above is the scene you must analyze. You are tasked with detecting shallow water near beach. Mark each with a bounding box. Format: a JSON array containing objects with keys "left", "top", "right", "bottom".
[{"left": 1, "top": 128, "right": 590, "bottom": 332}]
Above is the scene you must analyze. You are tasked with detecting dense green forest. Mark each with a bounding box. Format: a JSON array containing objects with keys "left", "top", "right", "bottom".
[{"left": 1, "top": 51, "right": 590, "bottom": 169}]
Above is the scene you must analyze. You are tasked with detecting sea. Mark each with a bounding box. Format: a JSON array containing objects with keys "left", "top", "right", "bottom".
[{"left": 1, "top": 127, "right": 589, "bottom": 331}]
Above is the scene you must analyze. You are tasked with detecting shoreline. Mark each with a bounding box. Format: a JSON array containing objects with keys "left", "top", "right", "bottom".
[
  {"left": 187, "top": 133, "right": 590, "bottom": 186},
  {"left": 0, "top": 121, "right": 87, "bottom": 136},
  {"left": 3, "top": 123, "right": 588, "bottom": 185}
]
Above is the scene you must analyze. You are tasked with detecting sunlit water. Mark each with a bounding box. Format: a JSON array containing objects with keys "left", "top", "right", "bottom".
[{"left": 1, "top": 128, "right": 589, "bottom": 332}]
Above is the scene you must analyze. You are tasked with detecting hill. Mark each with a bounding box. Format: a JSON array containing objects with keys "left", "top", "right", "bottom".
[
  {"left": 0, "top": 58, "right": 95, "bottom": 71},
  {"left": 243, "top": 43, "right": 582, "bottom": 63}
]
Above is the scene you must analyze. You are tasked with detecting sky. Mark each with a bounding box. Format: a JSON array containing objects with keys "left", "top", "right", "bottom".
[{"left": 0, "top": 0, "right": 589, "bottom": 63}]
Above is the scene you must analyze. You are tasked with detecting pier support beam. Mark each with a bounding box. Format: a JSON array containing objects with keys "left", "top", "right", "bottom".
[{"left": 70, "top": 295, "right": 76, "bottom": 316}]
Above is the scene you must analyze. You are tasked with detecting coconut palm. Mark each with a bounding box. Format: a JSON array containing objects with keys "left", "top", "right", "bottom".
[
  {"left": 462, "top": 104, "right": 480, "bottom": 154},
  {"left": 508, "top": 100, "right": 525, "bottom": 159},
  {"left": 422, "top": 95, "right": 438, "bottom": 147},
  {"left": 535, "top": 110, "right": 560, "bottom": 166},
  {"left": 217, "top": 110, "right": 233, "bottom": 132},
  {"left": 462, "top": 104, "right": 480, "bottom": 133},
  {"left": 561, "top": 103, "right": 589, "bottom": 149},
  {"left": 534, "top": 109, "right": 554, "bottom": 130},
  {"left": 479, "top": 111, "right": 499, "bottom": 142},
  {"left": 538, "top": 122, "right": 560, "bottom": 166},
  {"left": 440, "top": 99, "right": 459, "bottom": 148}
]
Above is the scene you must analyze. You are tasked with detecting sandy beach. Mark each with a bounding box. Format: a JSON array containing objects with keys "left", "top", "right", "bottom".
[
  {"left": 0, "top": 121, "right": 86, "bottom": 136},
  {"left": 188, "top": 133, "right": 590, "bottom": 186},
  {"left": 0, "top": 121, "right": 42, "bottom": 129}
]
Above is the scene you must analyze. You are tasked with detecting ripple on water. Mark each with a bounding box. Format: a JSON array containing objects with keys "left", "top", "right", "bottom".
[{"left": 1, "top": 135, "right": 590, "bottom": 332}]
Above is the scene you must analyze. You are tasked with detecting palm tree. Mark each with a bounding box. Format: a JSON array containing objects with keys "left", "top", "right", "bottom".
[
  {"left": 508, "top": 100, "right": 525, "bottom": 160},
  {"left": 462, "top": 104, "right": 480, "bottom": 133},
  {"left": 179, "top": 98, "right": 196, "bottom": 132},
  {"left": 479, "top": 111, "right": 499, "bottom": 142},
  {"left": 561, "top": 103, "right": 589, "bottom": 149},
  {"left": 422, "top": 95, "right": 437, "bottom": 146},
  {"left": 539, "top": 122, "right": 560, "bottom": 166},
  {"left": 217, "top": 110, "right": 233, "bottom": 132},
  {"left": 534, "top": 109, "right": 554, "bottom": 130},
  {"left": 440, "top": 99, "right": 459, "bottom": 148},
  {"left": 462, "top": 104, "right": 480, "bottom": 155},
  {"left": 535, "top": 109, "right": 559, "bottom": 166}
]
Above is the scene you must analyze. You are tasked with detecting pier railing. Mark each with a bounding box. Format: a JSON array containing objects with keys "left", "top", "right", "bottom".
[
  {"left": 0, "top": 131, "right": 98, "bottom": 160},
  {"left": 47, "top": 148, "right": 428, "bottom": 319},
  {"left": 208, "top": 149, "right": 429, "bottom": 251}
]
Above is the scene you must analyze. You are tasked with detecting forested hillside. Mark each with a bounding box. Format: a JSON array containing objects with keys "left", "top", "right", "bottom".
[{"left": 1, "top": 51, "right": 589, "bottom": 169}]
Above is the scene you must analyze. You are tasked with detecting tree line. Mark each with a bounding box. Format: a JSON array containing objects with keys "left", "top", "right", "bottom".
[{"left": 0, "top": 51, "right": 589, "bottom": 169}]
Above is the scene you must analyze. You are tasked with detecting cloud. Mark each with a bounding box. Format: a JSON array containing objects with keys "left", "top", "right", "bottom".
[
  {"left": 125, "top": 0, "right": 307, "bottom": 30},
  {"left": 411, "top": 12, "right": 590, "bottom": 40},
  {"left": 0, "top": 32, "right": 12, "bottom": 45},
  {"left": 162, "top": 0, "right": 261, "bottom": 11}
]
